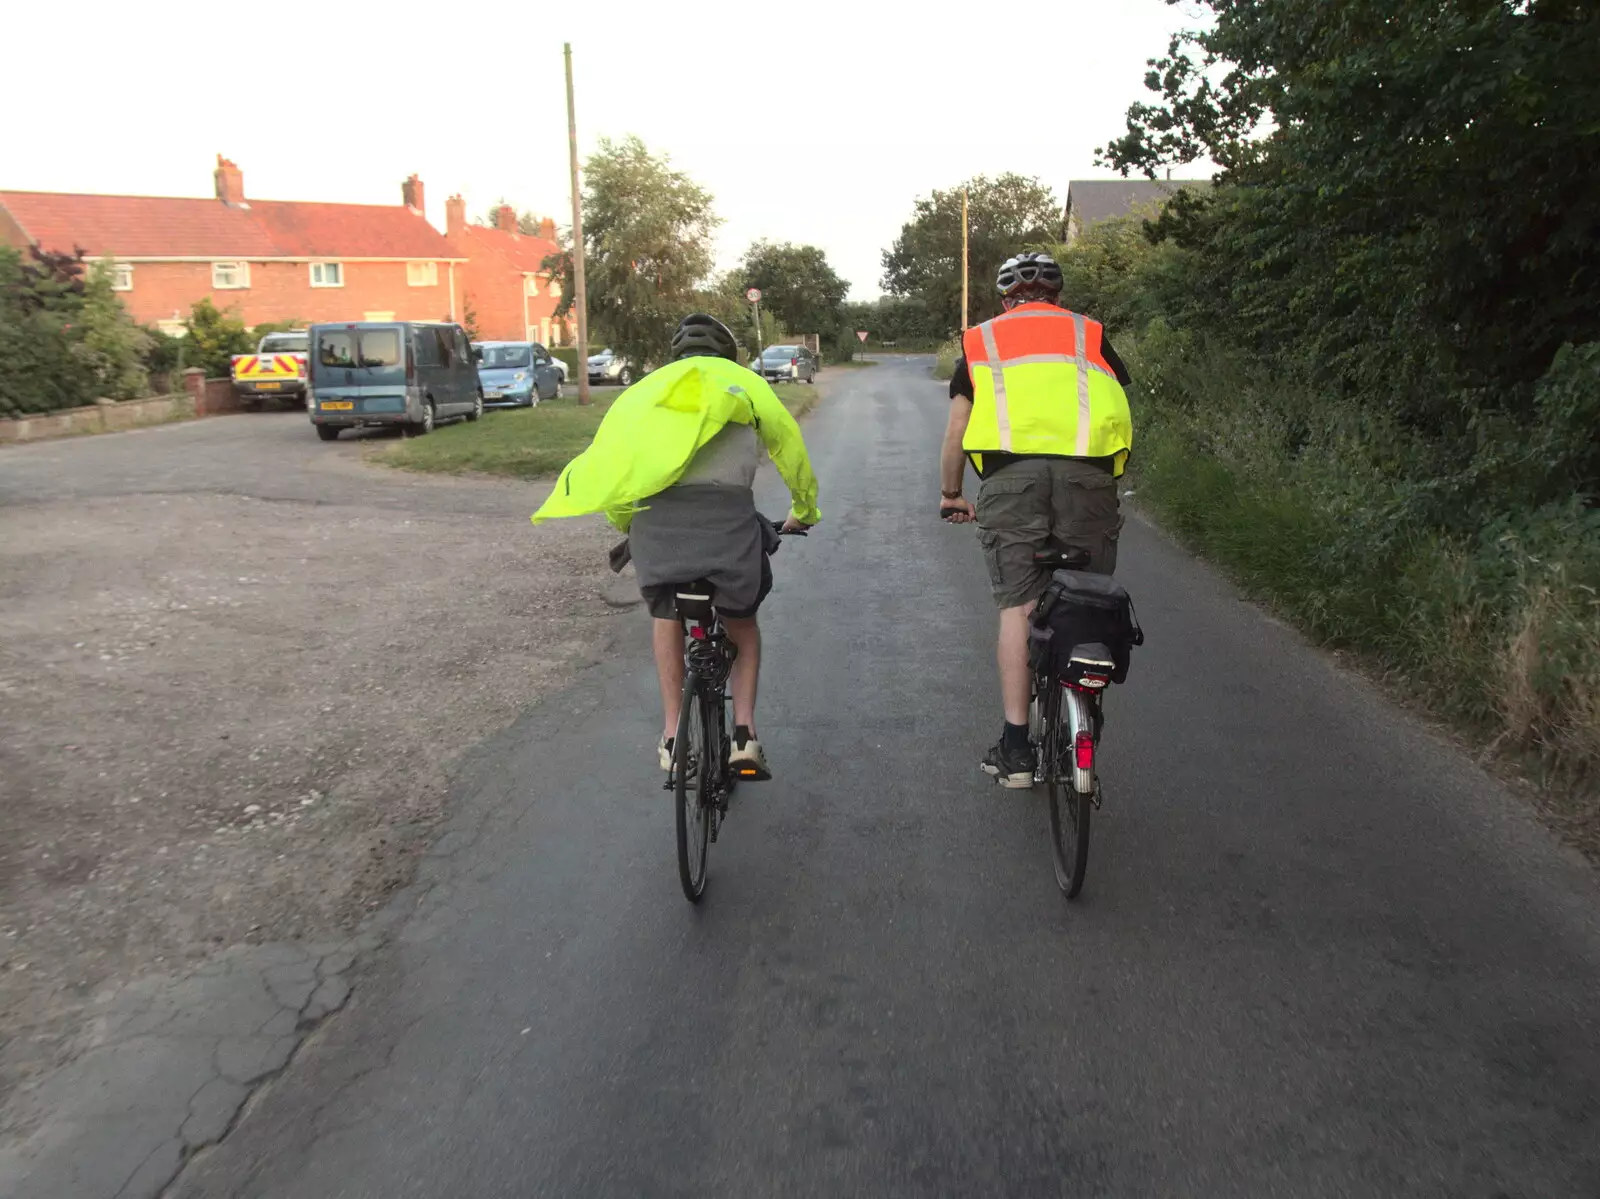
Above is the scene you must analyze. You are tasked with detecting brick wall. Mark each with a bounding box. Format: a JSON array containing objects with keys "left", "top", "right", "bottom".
[{"left": 113, "top": 260, "right": 461, "bottom": 329}]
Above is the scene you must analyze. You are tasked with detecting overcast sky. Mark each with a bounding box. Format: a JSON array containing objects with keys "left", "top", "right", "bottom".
[{"left": 3, "top": 0, "right": 1209, "bottom": 299}]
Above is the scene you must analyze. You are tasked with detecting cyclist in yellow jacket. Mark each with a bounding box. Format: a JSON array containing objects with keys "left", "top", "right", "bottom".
[
  {"left": 533, "top": 313, "right": 820, "bottom": 779},
  {"left": 938, "top": 253, "right": 1133, "bottom": 788}
]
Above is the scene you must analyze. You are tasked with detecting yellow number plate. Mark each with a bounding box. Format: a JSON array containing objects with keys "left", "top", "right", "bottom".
[
  {"left": 321, "top": 401, "right": 354, "bottom": 410},
  {"left": 256, "top": 381, "right": 281, "bottom": 390}
]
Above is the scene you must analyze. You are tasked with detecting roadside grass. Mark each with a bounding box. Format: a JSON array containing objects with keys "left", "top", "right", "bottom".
[
  {"left": 376, "top": 382, "right": 817, "bottom": 481},
  {"left": 1125, "top": 331, "right": 1600, "bottom": 828},
  {"left": 934, "top": 338, "right": 960, "bottom": 380}
]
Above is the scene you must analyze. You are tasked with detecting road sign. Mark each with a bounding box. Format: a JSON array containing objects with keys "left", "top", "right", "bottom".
[
  {"left": 856, "top": 330, "right": 869, "bottom": 343},
  {"left": 746, "top": 288, "right": 762, "bottom": 303}
]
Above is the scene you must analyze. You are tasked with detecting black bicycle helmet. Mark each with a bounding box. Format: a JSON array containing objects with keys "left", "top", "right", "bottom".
[
  {"left": 996, "top": 251, "right": 1063, "bottom": 298},
  {"left": 670, "top": 312, "right": 738, "bottom": 362}
]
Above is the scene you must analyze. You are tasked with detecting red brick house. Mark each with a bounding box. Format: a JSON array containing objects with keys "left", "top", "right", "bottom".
[
  {"left": 0, "top": 157, "right": 466, "bottom": 334},
  {"left": 444, "top": 198, "right": 572, "bottom": 346}
]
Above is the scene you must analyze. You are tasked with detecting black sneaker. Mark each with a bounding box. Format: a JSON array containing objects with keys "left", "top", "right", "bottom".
[{"left": 981, "top": 741, "right": 1037, "bottom": 790}]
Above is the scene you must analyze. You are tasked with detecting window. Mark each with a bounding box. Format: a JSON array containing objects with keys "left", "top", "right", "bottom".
[
  {"left": 310, "top": 262, "right": 344, "bottom": 288},
  {"left": 259, "top": 333, "right": 308, "bottom": 355},
  {"left": 318, "top": 332, "right": 357, "bottom": 368},
  {"left": 110, "top": 263, "right": 133, "bottom": 291},
  {"left": 358, "top": 328, "right": 401, "bottom": 367},
  {"left": 407, "top": 261, "right": 438, "bottom": 287},
  {"left": 547, "top": 279, "right": 562, "bottom": 300},
  {"left": 524, "top": 274, "right": 539, "bottom": 296},
  {"left": 212, "top": 261, "right": 250, "bottom": 289},
  {"left": 435, "top": 327, "right": 456, "bottom": 366},
  {"left": 479, "top": 345, "right": 532, "bottom": 369}
]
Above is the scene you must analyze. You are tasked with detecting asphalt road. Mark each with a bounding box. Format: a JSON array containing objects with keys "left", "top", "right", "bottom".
[{"left": 173, "top": 357, "right": 1600, "bottom": 1197}]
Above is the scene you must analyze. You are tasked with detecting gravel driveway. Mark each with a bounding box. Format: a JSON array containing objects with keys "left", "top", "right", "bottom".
[{"left": 0, "top": 412, "right": 624, "bottom": 1108}]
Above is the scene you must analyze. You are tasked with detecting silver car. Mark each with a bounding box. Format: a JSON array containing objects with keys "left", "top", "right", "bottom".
[
  {"left": 754, "top": 345, "right": 818, "bottom": 384},
  {"left": 586, "top": 348, "right": 634, "bottom": 387}
]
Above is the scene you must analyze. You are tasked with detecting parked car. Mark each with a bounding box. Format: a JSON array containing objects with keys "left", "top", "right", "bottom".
[
  {"left": 231, "top": 331, "right": 308, "bottom": 408},
  {"left": 587, "top": 348, "right": 634, "bottom": 387},
  {"left": 473, "top": 341, "right": 562, "bottom": 407},
  {"left": 753, "top": 344, "right": 818, "bottom": 384},
  {"left": 308, "top": 321, "right": 483, "bottom": 441}
]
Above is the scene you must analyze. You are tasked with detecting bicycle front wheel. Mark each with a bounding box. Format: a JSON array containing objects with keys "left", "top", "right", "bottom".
[
  {"left": 674, "top": 679, "right": 711, "bottom": 902},
  {"left": 1046, "top": 686, "right": 1094, "bottom": 899}
]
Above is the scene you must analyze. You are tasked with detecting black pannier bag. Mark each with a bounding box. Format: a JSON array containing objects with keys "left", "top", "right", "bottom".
[{"left": 1028, "top": 570, "right": 1145, "bottom": 683}]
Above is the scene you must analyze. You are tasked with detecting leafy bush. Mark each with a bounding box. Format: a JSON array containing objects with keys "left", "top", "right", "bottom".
[
  {"left": 933, "top": 338, "right": 960, "bottom": 380},
  {"left": 0, "top": 247, "right": 151, "bottom": 417},
  {"left": 182, "top": 298, "right": 253, "bottom": 378}
]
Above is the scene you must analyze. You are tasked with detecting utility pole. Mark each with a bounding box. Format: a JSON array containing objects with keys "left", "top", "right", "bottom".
[
  {"left": 565, "top": 42, "right": 591, "bottom": 405},
  {"left": 961, "top": 187, "right": 969, "bottom": 331}
]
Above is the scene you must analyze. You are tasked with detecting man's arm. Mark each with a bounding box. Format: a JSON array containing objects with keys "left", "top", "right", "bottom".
[
  {"left": 939, "top": 396, "right": 976, "bottom": 523},
  {"left": 747, "top": 378, "right": 822, "bottom": 525},
  {"left": 1101, "top": 334, "right": 1131, "bottom": 386}
]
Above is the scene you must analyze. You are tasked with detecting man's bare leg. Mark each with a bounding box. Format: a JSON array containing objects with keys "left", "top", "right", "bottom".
[
  {"left": 998, "top": 603, "right": 1034, "bottom": 726},
  {"left": 722, "top": 616, "right": 761, "bottom": 732},
  {"left": 653, "top": 618, "right": 685, "bottom": 741}
]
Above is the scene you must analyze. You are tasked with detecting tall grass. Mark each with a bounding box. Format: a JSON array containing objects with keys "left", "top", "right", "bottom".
[{"left": 1128, "top": 326, "right": 1600, "bottom": 801}]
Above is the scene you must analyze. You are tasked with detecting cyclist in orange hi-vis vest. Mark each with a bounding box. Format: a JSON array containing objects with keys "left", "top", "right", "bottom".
[{"left": 938, "top": 251, "right": 1134, "bottom": 789}]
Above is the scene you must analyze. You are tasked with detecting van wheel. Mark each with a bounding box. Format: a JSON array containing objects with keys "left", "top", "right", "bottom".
[
  {"left": 407, "top": 400, "right": 435, "bottom": 437},
  {"left": 316, "top": 425, "right": 340, "bottom": 442},
  {"left": 467, "top": 391, "right": 483, "bottom": 422}
]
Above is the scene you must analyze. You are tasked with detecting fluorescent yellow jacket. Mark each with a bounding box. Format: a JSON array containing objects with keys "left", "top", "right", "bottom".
[{"left": 531, "top": 356, "right": 821, "bottom": 533}]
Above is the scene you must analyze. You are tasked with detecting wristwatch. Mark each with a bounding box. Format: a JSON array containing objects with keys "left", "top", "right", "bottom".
[{"left": 941, "top": 489, "right": 963, "bottom": 500}]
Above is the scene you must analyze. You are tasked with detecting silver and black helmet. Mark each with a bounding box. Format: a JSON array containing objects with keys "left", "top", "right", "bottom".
[
  {"left": 996, "top": 252, "right": 1063, "bottom": 297},
  {"left": 670, "top": 313, "right": 738, "bottom": 362}
]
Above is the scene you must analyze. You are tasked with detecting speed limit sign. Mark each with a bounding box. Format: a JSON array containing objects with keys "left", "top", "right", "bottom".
[{"left": 745, "top": 287, "right": 762, "bottom": 303}]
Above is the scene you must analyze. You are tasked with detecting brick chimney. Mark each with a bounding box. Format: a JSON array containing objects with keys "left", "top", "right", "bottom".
[
  {"left": 537, "top": 217, "right": 556, "bottom": 240},
  {"left": 445, "top": 194, "right": 467, "bottom": 239},
  {"left": 495, "top": 205, "right": 518, "bottom": 234},
  {"left": 402, "top": 174, "right": 425, "bottom": 214},
  {"left": 214, "top": 155, "right": 245, "bottom": 207}
]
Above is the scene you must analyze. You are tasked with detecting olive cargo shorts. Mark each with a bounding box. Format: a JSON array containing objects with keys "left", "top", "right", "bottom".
[{"left": 975, "top": 458, "right": 1123, "bottom": 608}]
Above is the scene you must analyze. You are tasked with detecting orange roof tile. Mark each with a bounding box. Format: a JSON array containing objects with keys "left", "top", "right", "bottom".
[
  {"left": 0, "top": 190, "right": 462, "bottom": 261},
  {"left": 460, "top": 223, "right": 559, "bottom": 273}
]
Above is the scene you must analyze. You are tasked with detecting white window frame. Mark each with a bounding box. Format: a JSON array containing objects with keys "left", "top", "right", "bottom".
[
  {"left": 110, "top": 263, "right": 133, "bottom": 291},
  {"left": 524, "top": 273, "right": 539, "bottom": 296},
  {"left": 407, "top": 261, "right": 438, "bottom": 287},
  {"left": 309, "top": 262, "right": 344, "bottom": 288},
  {"left": 212, "top": 261, "right": 250, "bottom": 289}
]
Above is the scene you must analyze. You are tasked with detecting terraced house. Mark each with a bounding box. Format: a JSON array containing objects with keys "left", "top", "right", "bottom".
[{"left": 0, "top": 158, "right": 466, "bottom": 334}]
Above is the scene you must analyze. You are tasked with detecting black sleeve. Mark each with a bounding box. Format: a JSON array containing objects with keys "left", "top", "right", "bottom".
[
  {"left": 948, "top": 356, "right": 973, "bottom": 400},
  {"left": 1101, "top": 335, "right": 1131, "bottom": 386}
]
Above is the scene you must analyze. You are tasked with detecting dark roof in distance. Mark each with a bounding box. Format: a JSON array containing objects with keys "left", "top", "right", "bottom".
[{"left": 1065, "top": 179, "right": 1211, "bottom": 228}]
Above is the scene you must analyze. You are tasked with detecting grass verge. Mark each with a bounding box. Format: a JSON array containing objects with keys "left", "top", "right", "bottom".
[
  {"left": 376, "top": 382, "right": 818, "bottom": 481},
  {"left": 1125, "top": 330, "right": 1599, "bottom": 842}
]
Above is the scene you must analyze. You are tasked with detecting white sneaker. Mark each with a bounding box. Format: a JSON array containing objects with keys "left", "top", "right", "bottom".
[
  {"left": 658, "top": 737, "right": 673, "bottom": 771},
  {"left": 729, "top": 729, "right": 771, "bottom": 781}
]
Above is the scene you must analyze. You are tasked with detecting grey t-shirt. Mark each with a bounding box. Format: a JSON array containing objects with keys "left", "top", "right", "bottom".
[{"left": 672, "top": 423, "right": 762, "bottom": 489}]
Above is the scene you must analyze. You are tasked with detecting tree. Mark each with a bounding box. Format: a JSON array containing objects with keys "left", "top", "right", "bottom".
[
  {"left": 547, "top": 135, "right": 720, "bottom": 373},
  {"left": 478, "top": 199, "right": 545, "bottom": 236},
  {"left": 881, "top": 174, "right": 1060, "bottom": 331},
  {"left": 0, "top": 247, "right": 151, "bottom": 416},
  {"left": 80, "top": 261, "right": 150, "bottom": 400},
  {"left": 1101, "top": 0, "right": 1600, "bottom": 436},
  {"left": 738, "top": 241, "right": 849, "bottom": 340},
  {"left": 183, "top": 298, "right": 254, "bottom": 378}
]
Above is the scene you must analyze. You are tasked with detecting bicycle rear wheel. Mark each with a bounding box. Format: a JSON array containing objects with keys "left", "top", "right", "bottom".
[
  {"left": 674, "top": 679, "right": 711, "bottom": 902},
  {"left": 1046, "top": 686, "right": 1093, "bottom": 899}
]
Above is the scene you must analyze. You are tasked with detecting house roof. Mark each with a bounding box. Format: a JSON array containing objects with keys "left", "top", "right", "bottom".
[
  {"left": 1065, "top": 179, "right": 1211, "bottom": 228},
  {"left": 456, "top": 223, "right": 559, "bottom": 273},
  {"left": 0, "top": 189, "right": 463, "bottom": 260}
]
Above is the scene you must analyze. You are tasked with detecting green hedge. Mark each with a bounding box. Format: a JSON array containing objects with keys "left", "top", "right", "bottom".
[{"left": 550, "top": 347, "right": 581, "bottom": 378}]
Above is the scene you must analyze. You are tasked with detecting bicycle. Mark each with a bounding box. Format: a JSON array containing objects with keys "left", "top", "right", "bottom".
[
  {"left": 1027, "top": 548, "right": 1143, "bottom": 899},
  {"left": 666, "top": 523, "right": 803, "bottom": 902}
]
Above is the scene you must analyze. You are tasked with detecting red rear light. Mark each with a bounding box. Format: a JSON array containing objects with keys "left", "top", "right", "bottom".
[
  {"left": 689, "top": 626, "right": 707, "bottom": 641},
  {"left": 1074, "top": 730, "right": 1095, "bottom": 772}
]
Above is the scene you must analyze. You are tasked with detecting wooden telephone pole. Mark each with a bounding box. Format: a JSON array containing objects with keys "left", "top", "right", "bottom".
[
  {"left": 565, "top": 43, "right": 591, "bottom": 405},
  {"left": 961, "top": 187, "right": 970, "bottom": 330}
]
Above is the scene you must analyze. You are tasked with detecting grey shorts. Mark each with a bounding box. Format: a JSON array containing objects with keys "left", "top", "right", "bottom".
[
  {"left": 629, "top": 484, "right": 774, "bottom": 620},
  {"left": 975, "top": 457, "right": 1123, "bottom": 608}
]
